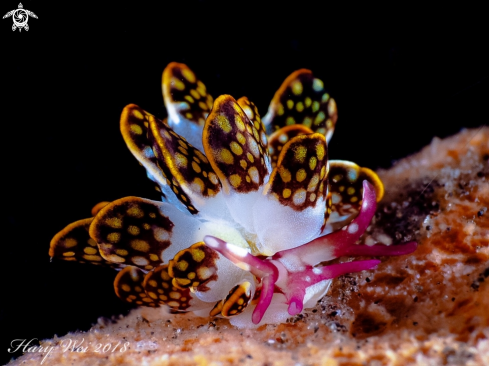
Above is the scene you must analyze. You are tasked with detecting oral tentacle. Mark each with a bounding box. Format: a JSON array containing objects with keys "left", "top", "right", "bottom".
[
  {"left": 286, "top": 288, "right": 306, "bottom": 315},
  {"left": 336, "top": 241, "right": 418, "bottom": 257},
  {"left": 273, "top": 180, "right": 377, "bottom": 268},
  {"left": 203, "top": 235, "right": 279, "bottom": 324},
  {"left": 203, "top": 236, "right": 277, "bottom": 278},
  {"left": 281, "top": 260, "right": 381, "bottom": 315},
  {"left": 252, "top": 274, "right": 278, "bottom": 324},
  {"left": 302, "top": 260, "right": 381, "bottom": 283}
]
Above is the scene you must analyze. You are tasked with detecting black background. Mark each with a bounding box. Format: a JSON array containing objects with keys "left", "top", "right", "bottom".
[{"left": 2, "top": 1, "right": 487, "bottom": 364}]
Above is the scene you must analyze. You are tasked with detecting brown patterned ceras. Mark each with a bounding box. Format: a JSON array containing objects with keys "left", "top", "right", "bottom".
[
  {"left": 267, "top": 133, "right": 328, "bottom": 210},
  {"left": 204, "top": 95, "right": 269, "bottom": 194},
  {"left": 162, "top": 62, "right": 213, "bottom": 126},
  {"left": 149, "top": 111, "right": 221, "bottom": 202},
  {"left": 264, "top": 69, "right": 338, "bottom": 140},
  {"left": 90, "top": 197, "right": 174, "bottom": 270},
  {"left": 143, "top": 264, "right": 194, "bottom": 310},
  {"left": 210, "top": 281, "right": 254, "bottom": 317},
  {"left": 168, "top": 242, "right": 219, "bottom": 291}
]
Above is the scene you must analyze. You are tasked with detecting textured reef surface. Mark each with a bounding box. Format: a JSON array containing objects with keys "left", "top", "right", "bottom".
[{"left": 10, "top": 127, "right": 489, "bottom": 365}]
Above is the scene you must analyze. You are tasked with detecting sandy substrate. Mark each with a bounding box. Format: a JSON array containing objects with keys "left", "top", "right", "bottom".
[{"left": 9, "top": 127, "right": 489, "bottom": 365}]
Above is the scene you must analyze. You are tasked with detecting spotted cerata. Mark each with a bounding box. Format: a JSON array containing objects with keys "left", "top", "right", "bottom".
[{"left": 50, "top": 62, "right": 417, "bottom": 327}]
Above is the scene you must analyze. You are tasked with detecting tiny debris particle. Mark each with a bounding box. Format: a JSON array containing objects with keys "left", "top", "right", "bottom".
[{"left": 413, "top": 322, "right": 418, "bottom": 326}]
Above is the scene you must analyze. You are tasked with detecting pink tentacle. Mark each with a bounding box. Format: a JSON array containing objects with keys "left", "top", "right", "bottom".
[
  {"left": 337, "top": 241, "right": 418, "bottom": 257},
  {"left": 252, "top": 274, "right": 278, "bottom": 324},
  {"left": 282, "top": 260, "right": 380, "bottom": 315},
  {"left": 204, "top": 235, "right": 279, "bottom": 324},
  {"left": 287, "top": 289, "right": 306, "bottom": 315},
  {"left": 302, "top": 260, "right": 381, "bottom": 282},
  {"left": 274, "top": 180, "right": 378, "bottom": 268},
  {"left": 204, "top": 235, "right": 277, "bottom": 278}
]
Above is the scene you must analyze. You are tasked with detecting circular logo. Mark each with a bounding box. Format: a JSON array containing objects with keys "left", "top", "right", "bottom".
[{"left": 12, "top": 9, "right": 28, "bottom": 27}]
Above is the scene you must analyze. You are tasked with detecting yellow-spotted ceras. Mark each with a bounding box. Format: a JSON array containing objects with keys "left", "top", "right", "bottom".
[{"left": 50, "top": 62, "right": 416, "bottom": 328}]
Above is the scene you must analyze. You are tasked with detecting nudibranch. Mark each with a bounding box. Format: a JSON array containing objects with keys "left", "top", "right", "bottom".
[{"left": 50, "top": 63, "right": 417, "bottom": 327}]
